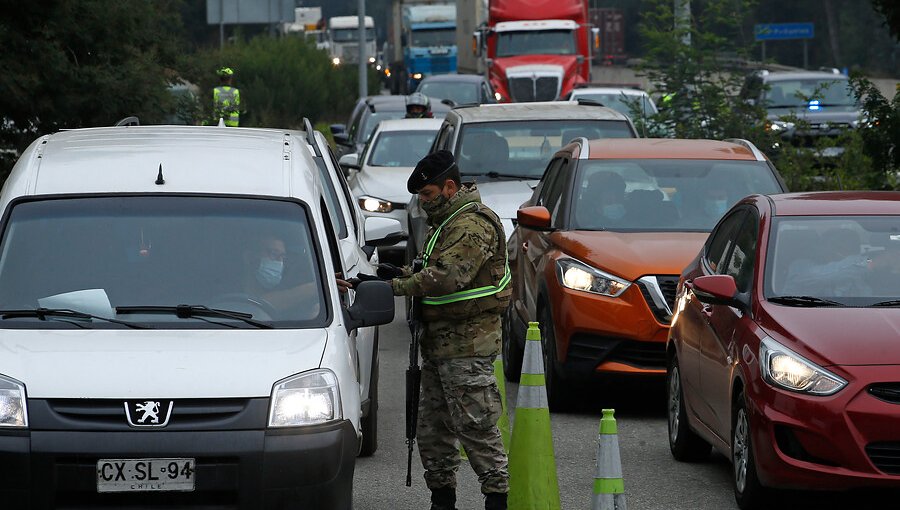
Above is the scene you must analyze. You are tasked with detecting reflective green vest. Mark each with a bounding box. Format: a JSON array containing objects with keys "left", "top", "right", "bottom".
[
  {"left": 421, "top": 202, "right": 511, "bottom": 306},
  {"left": 213, "top": 86, "right": 241, "bottom": 127}
]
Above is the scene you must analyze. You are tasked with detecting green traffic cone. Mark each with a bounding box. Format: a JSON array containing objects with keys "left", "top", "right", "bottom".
[{"left": 508, "top": 321, "right": 561, "bottom": 510}]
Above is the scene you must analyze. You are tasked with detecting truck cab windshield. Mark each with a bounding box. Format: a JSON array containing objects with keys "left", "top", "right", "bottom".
[
  {"left": 496, "top": 30, "right": 576, "bottom": 57},
  {"left": 332, "top": 28, "right": 376, "bottom": 42},
  {"left": 411, "top": 28, "right": 456, "bottom": 47}
]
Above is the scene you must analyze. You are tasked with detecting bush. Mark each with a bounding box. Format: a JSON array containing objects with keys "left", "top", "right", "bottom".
[{"left": 184, "top": 36, "right": 381, "bottom": 128}]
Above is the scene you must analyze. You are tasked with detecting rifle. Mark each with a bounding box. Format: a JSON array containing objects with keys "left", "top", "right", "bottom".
[{"left": 405, "top": 257, "right": 424, "bottom": 487}]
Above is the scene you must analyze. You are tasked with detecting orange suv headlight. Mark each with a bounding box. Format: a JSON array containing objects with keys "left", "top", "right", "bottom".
[{"left": 555, "top": 257, "right": 630, "bottom": 298}]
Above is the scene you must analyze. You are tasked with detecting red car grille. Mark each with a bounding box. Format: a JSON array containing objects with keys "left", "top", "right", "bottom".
[{"left": 865, "top": 442, "right": 900, "bottom": 475}]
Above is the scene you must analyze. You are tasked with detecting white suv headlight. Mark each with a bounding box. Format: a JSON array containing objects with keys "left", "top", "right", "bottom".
[
  {"left": 556, "top": 257, "right": 630, "bottom": 297},
  {"left": 359, "top": 195, "right": 394, "bottom": 213},
  {"left": 760, "top": 337, "right": 846, "bottom": 396},
  {"left": 268, "top": 369, "right": 341, "bottom": 427},
  {"left": 0, "top": 374, "right": 27, "bottom": 428}
]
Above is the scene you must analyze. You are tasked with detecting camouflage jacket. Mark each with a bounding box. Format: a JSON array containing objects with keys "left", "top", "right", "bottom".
[{"left": 392, "top": 184, "right": 510, "bottom": 359}]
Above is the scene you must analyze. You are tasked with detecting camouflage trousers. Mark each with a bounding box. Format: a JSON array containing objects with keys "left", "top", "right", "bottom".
[{"left": 418, "top": 356, "right": 509, "bottom": 494}]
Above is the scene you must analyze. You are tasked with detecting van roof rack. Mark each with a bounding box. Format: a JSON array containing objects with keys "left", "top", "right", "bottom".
[
  {"left": 575, "top": 98, "right": 606, "bottom": 107},
  {"left": 115, "top": 116, "right": 140, "bottom": 127},
  {"left": 302, "top": 117, "right": 322, "bottom": 158}
]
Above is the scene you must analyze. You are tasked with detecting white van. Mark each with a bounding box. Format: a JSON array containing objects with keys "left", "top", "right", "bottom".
[{"left": 0, "top": 124, "right": 397, "bottom": 508}]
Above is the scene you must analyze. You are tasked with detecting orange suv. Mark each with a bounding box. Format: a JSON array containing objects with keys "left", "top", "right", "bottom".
[{"left": 503, "top": 138, "right": 786, "bottom": 409}]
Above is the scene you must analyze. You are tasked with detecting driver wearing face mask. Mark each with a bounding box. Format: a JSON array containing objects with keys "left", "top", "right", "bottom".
[
  {"left": 242, "top": 234, "right": 315, "bottom": 316},
  {"left": 583, "top": 171, "right": 628, "bottom": 226}
]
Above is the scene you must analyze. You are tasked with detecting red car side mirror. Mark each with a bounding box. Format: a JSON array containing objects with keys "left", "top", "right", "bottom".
[
  {"left": 517, "top": 206, "right": 552, "bottom": 231},
  {"left": 692, "top": 275, "right": 744, "bottom": 308}
]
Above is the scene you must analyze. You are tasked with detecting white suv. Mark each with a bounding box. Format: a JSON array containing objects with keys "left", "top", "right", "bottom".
[{"left": 0, "top": 123, "right": 397, "bottom": 508}]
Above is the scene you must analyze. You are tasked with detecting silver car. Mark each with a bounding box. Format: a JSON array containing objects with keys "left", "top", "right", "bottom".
[{"left": 341, "top": 118, "right": 443, "bottom": 260}]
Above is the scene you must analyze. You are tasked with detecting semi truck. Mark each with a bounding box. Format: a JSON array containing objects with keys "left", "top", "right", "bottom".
[
  {"left": 281, "top": 7, "right": 328, "bottom": 51},
  {"left": 385, "top": 1, "right": 458, "bottom": 94},
  {"left": 328, "top": 15, "right": 377, "bottom": 66},
  {"left": 474, "top": 0, "right": 595, "bottom": 102}
]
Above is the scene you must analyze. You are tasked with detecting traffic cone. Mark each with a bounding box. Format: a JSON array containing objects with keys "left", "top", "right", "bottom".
[
  {"left": 592, "top": 409, "right": 627, "bottom": 510},
  {"left": 494, "top": 357, "right": 511, "bottom": 452},
  {"left": 508, "top": 321, "right": 561, "bottom": 510},
  {"left": 460, "top": 358, "right": 510, "bottom": 460}
]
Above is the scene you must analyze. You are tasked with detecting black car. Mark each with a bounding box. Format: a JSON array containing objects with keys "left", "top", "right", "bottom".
[
  {"left": 741, "top": 69, "right": 863, "bottom": 155},
  {"left": 414, "top": 74, "right": 498, "bottom": 107},
  {"left": 331, "top": 95, "right": 450, "bottom": 158}
]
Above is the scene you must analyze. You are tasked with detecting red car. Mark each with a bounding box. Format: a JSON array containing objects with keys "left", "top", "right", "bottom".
[{"left": 667, "top": 192, "right": 900, "bottom": 509}]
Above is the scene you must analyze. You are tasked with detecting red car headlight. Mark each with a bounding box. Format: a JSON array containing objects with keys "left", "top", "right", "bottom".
[{"left": 760, "top": 337, "right": 847, "bottom": 396}]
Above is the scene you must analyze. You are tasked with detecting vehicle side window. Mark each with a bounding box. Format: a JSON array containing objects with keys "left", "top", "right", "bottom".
[
  {"left": 320, "top": 199, "right": 348, "bottom": 307},
  {"left": 433, "top": 122, "right": 455, "bottom": 152},
  {"left": 314, "top": 158, "right": 349, "bottom": 239},
  {"left": 705, "top": 210, "right": 746, "bottom": 274},
  {"left": 482, "top": 84, "right": 492, "bottom": 103},
  {"left": 536, "top": 158, "right": 564, "bottom": 206},
  {"left": 347, "top": 108, "right": 366, "bottom": 143},
  {"left": 723, "top": 210, "right": 759, "bottom": 293},
  {"left": 326, "top": 144, "right": 360, "bottom": 236},
  {"left": 543, "top": 160, "right": 569, "bottom": 224}
]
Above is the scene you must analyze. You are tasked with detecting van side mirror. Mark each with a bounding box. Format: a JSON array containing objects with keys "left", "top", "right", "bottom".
[
  {"left": 339, "top": 153, "right": 360, "bottom": 172},
  {"left": 329, "top": 124, "right": 346, "bottom": 135},
  {"left": 364, "top": 217, "right": 407, "bottom": 247},
  {"left": 346, "top": 280, "right": 395, "bottom": 330},
  {"left": 473, "top": 31, "right": 482, "bottom": 56},
  {"left": 333, "top": 133, "right": 351, "bottom": 146}
]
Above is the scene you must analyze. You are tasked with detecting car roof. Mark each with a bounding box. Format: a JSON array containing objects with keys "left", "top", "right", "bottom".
[
  {"left": 769, "top": 191, "right": 900, "bottom": 216},
  {"left": 374, "top": 118, "right": 444, "bottom": 132},
  {"left": 582, "top": 138, "right": 761, "bottom": 160},
  {"left": 419, "top": 74, "right": 485, "bottom": 84},
  {"left": 451, "top": 101, "right": 628, "bottom": 122},
  {"left": 362, "top": 94, "right": 451, "bottom": 113},
  {"left": 570, "top": 87, "right": 649, "bottom": 96},
  {"left": 5, "top": 126, "right": 322, "bottom": 202},
  {"left": 759, "top": 71, "right": 848, "bottom": 82}
]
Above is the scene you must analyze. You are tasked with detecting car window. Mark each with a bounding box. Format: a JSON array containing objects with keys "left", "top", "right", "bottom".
[
  {"left": 456, "top": 120, "right": 634, "bottom": 179},
  {"left": 763, "top": 78, "right": 855, "bottom": 108},
  {"left": 0, "top": 197, "right": 328, "bottom": 328},
  {"left": 325, "top": 144, "right": 360, "bottom": 237},
  {"left": 542, "top": 159, "right": 570, "bottom": 224},
  {"left": 417, "top": 82, "right": 479, "bottom": 105},
  {"left": 367, "top": 130, "right": 438, "bottom": 167},
  {"left": 433, "top": 122, "right": 455, "bottom": 152},
  {"left": 359, "top": 110, "right": 408, "bottom": 144},
  {"left": 705, "top": 210, "right": 747, "bottom": 274},
  {"left": 537, "top": 158, "right": 563, "bottom": 205},
  {"left": 722, "top": 209, "right": 759, "bottom": 292},
  {"left": 314, "top": 157, "right": 349, "bottom": 239},
  {"left": 572, "top": 92, "right": 658, "bottom": 116},
  {"left": 568, "top": 159, "right": 782, "bottom": 232}
]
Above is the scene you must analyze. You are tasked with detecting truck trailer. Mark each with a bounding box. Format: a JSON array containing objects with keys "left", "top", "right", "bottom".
[{"left": 476, "top": 0, "right": 595, "bottom": 102}]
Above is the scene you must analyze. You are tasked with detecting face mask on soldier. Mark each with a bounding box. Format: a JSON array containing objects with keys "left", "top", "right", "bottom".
[{"left": 421, "top": 186, "right": 450, "bottom": 216}]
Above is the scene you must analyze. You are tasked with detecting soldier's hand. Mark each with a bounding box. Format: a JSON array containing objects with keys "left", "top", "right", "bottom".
[
  {"left": 376, "top": 262, "right": 404, "bottom": 280},
  {"left": 348, "top": 273, "right": 381, "bottom": 289}
]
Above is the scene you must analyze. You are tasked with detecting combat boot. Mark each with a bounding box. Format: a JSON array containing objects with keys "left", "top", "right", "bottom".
[
  {"left": 484, "top": 492, "right": 507, "bottom": 510},
  {"left": 430, "top": 487, "right": 457, "bottom": 510}
]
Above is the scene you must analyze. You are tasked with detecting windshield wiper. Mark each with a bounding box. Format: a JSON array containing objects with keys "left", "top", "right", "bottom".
[
  {"left": 870, "top": 300, "right": 900, "bottom": 307},
  {"left": 767, "top": 295, "right": 845, "bottom": 307},
  {"left": 461, "top": 171, "right": 530, "bottom": 180},
  {"left": 116, "top": 305, "right": 274, "bottom": 329},
  {"left": 0, "top": 308, "right": 149, "bottom": 329}
]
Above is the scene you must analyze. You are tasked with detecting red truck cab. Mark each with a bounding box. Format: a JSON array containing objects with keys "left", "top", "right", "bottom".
[{"left": 481, "top": 0, "right": 592, "bottom": 102}]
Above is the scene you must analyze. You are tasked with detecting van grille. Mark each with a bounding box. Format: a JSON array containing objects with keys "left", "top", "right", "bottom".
[{"left": 34, "top": 398, "right": 265, "bottom": 430}]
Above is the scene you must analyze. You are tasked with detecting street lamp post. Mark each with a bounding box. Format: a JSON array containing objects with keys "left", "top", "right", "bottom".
[{"left": 358, "top": 0, "right": 368, "bottom": 98}]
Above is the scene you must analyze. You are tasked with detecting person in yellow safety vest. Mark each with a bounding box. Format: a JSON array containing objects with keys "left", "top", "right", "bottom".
[{"left": 213, "top": 67, "right": 241, "bottom": 127}]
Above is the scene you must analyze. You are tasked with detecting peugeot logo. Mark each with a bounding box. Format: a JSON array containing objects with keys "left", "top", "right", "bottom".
[{"left": 124, "top": 400, "right": 174, "bottom": 427}]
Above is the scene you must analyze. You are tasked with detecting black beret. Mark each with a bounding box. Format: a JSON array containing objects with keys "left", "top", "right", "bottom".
[{"left": 407, "top": 150, "right": 457, "bottom": 194}]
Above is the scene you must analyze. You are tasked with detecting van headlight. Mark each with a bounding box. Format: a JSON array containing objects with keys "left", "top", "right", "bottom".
[
  {"left": 556, "top": 257, "right": 630, "bottom": 297},
  {"left": 760, "top": 337, "right": 846, "bottom": 396},
  {"left": 268, "top": 369, "right": 341, "bottom": 427},
  {"left": 0, "top": 374, "right": 27, "bottom": 428},
  {"left": 359, "top": 195, "right": 394, "bottom": 213}
]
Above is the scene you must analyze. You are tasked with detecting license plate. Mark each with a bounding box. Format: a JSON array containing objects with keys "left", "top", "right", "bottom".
[{"left": 96, "top": 458, "right": 195, "bottom": 493}]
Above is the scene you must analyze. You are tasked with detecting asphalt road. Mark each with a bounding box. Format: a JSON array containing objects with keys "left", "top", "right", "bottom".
[{"left": 353, "top": 297, "right": 899, "bottom": 509}]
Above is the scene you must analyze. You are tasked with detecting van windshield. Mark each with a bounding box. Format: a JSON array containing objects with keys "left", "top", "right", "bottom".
[{"left": 0, "top": 197, "right": 328, "bottom": 329}]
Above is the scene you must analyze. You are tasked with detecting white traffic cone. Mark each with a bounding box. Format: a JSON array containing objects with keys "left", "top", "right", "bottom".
[{"left": 592, "top": 408, "right": 626, "bottom": 510}]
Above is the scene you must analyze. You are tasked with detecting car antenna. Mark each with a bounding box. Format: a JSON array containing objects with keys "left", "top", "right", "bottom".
[{"left": 155, "top": 163, "right": 165, "bottom": 185}]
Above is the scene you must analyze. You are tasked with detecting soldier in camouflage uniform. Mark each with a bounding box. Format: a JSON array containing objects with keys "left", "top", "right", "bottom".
[{"left": 382, "top": 150, "right": 511, "bottom": 510}]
